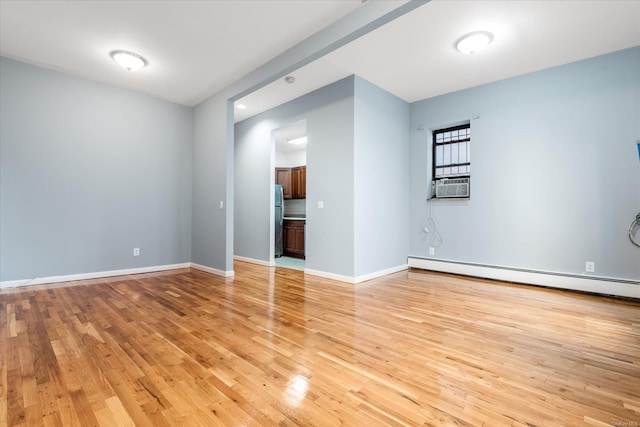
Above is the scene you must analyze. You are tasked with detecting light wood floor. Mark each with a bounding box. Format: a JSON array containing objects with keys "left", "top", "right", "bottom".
[{"left": 1, "top": 262, "right": 639, "bottom": 426}]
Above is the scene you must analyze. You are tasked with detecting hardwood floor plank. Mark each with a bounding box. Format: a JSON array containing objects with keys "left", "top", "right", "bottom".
[
  {"left": 0, "top": 397, "right": 7, "bottom": 427},
  {"left": 1, "top": 263, "right": 639, "bottom": 426},
  {"left": 41, "top": 411, "right": 62, "bottom": 427},
  {"left": 104, "top": 395, "right": 136, "bottom": 427},
  {"left": 22, "top": 403, "right": 43, "bottom": 427},
  {"left": 101, "top": 369, "right": 153, "bottom": 427},
  {"left": 55, "top": 394, "right": 85, "bottom": 427},
  {"left": 6, "top": 366, "right": 24, "bottom": 426}
]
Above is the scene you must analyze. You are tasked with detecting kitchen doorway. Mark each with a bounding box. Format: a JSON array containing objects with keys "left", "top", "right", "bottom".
[{"left": 272, "top": 120, "right": 307, "bottom": 271}]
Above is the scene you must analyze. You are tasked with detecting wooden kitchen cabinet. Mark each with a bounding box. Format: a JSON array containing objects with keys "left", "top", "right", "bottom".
[
  {"left": 283, "top": 220, "right": 305, "bottom": 258},
  {"left": 276, "top": 166, "right": 306, "bottom": 199},
  {"left": 292, "top": 166, "right": 306, "bottom": 199},
  {"left": 275, "top": 168, "right": 292, "bottom": 199}
]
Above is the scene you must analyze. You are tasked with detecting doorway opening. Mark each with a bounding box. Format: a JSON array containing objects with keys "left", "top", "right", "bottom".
[{"left": 272, "top": 120, "right": 307, "bottom": 271}]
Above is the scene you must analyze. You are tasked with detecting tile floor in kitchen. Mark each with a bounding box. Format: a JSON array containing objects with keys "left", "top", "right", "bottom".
[{"left": 275, "top": 256, "right": 305, "bottom": 271}]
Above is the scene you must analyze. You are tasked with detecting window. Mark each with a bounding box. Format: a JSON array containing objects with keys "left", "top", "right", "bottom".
[
  {"left": 432, "top": 123, "right": 471, "bottom": 198},
  {"left": 433, "top": 124, "right": 470, "bottom": 178}
]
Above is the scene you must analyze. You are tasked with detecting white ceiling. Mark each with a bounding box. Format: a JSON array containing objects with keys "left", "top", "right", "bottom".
[
  {"left": 1, "top": 0, "right": 639, "bottom": 124},
  {"left": 274, "top": 120, "right": 307, "bottom": 153},
  {"left": 0, "top": 0, "right": 362, "bottom": 106},
  {"left": 326, "top": 0, "right": 640, "bottom": 103},
  {"left": 236, "top": 0, "right": 640, "bottom": 121}
]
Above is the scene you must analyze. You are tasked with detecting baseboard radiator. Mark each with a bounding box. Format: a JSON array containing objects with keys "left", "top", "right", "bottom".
[{"left": 408, "top": 256, "right": 639, "bottom": 299}]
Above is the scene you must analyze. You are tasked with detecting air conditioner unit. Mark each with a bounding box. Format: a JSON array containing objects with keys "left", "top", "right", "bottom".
[{"left": 435, "top": 177, "right": 470, "bottom": 199}]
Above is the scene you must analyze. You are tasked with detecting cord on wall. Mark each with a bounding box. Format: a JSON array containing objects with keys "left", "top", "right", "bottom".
[
  {"left": 422, "top": 198, "right": 443, "bottom": 250},
  {"left": 629, "top": 212, "right": 640, "bottom": 248},
  {"left": 420, "top": 124, "right": 442, "bottom": 252}
]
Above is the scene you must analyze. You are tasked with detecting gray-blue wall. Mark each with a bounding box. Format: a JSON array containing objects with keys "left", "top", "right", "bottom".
[
  {"left": 4, "top": 44, "right": 637, "bottom": 287},
  {"left": 191, "top": 2, "right": 423, "bottom": 276},
  {"left": 191, "top": 95, "right": 234, "bottom": 273},
  {"left": 235, "top": 75, "right": 411, "bottom": 280},
  {"left": 234, "top": 77, "right": 356, "bottom": 276},
  {"left": 354, "top": 76, "right": 410, "bottom": 277},
  {"left": 0, "top": 57, "right": 192, "bottom": 282},
  {"left": 409, "top": 47, "right": 640, "bottom": 281}
]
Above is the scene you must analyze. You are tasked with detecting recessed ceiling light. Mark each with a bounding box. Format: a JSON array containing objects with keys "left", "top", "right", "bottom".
[
  {"left": 236, "top": 103, "right": 247, "bottom": 110},
  {"left": 456, "top": 31, "right": 493, "bottom": 55},
  {"left": 110, "top": 50, "right": 147, "bottom": 71},
  {"left": 288, "top": 136, "right": 307, "bottom": 145}
]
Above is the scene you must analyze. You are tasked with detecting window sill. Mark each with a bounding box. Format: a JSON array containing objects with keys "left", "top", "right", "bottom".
[{"left": 427, "top": 197, "right": 471, "bottom": 204}]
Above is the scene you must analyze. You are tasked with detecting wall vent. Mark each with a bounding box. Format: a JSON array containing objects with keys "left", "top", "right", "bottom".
[{"left": 435, "top": 177, "right": 470, "bottom": 198}]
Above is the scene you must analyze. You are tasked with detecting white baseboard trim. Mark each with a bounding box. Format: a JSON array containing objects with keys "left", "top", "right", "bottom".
[
  {"left": 304, "top": 268, "right": 354, "bottom": 283},
  {"left": 408, "top": 257, "right": 640, "bottom": 299},
  {"left": 190, "top": 263, "right": 235, "bottom": 277},
  {"left": 304, "top": 264, "right": 409, "bottom": 284},
  {"left": 354, "top": 264, "right": 408, "bottom": 284},
  {"left": 0, "top": 263, "right": 192, "bottom": 289},
  {"left": 233, "top": 255, "right": 275, "bottom": 267}
]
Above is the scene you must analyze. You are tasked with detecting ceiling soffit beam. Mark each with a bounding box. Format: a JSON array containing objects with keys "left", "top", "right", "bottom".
[
  {"left": 226, "top": 0, "right": 430, "bottom": 103},
  {"left": 192, "top": 1, "right": 429, "bottom": 273}
]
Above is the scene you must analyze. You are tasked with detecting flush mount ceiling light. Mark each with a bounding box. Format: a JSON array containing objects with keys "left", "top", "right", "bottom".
[
  {"left": 236, "top": 103, "right": 247, "bottom": 110},
  {"left": 288, "top": 136, "right": 307, "bottom": 145},
  {"left": 456, "top": 31, "right": 494, "bottom": 55},
  {"left": 110, "top": 50, "right": 148, "bottom": 71}
]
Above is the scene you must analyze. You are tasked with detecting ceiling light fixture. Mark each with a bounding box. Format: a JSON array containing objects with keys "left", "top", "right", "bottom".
[
  {"left": 284, "top": 76, "right": 295, "bottom": 84},
  {"left": 236, "top": 103, "right": 247, "bottom": 110},
  {"left": 287, "top": 136, "right": 307, "bottom": 145},
  {"left": 456, "top": 31, "right": 494, "bottom": 55},
  {"left": 110, "top": 50, "right": 148, "bottom": 71}
]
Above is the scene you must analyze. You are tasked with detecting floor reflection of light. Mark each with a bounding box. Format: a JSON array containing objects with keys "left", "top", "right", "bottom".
[{"left": 283, "top": 374, "right": 309, "bottom": 408}]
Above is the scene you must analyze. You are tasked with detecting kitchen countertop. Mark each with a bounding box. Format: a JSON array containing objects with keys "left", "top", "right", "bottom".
[{"left": 283, "top": 217, "right": 306, "bottom": 221}]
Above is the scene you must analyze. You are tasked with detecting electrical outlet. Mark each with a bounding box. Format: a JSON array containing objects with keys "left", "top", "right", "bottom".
[
  {"left": 133, "top": 248, "right": 140, "bottom": 257},
  {"left": 429, "top": 247, "right": 435, "bottom": 256},
  {"left": 585, "top": 261, "right": 595, "bottom": 273}
]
